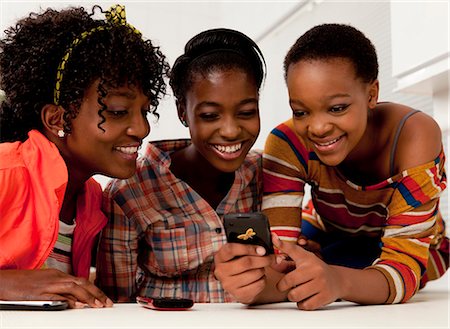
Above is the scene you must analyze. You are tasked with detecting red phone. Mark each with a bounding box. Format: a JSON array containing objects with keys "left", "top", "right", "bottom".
[{"left": 136, "top": 296, "right": 194, "bottom": 311}]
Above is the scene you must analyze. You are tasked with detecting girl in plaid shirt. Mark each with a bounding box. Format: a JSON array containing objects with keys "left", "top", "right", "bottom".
[{"left": 96, "top": 28, "right": 267, "bottom": 302}]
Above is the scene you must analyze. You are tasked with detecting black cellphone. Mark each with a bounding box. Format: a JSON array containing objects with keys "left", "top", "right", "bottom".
[
  {"left": 0, "top": 300, "right": 68, "bottom": 311},
  {"left": 223, "top": 212, "right": 274, "bottom": 255},
  {"left": 136, "top": 296, "right": 194, "bottom": 311}
]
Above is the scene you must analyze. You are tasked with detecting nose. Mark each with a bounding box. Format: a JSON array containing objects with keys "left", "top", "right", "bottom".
[
  {"left": 127, "top": 111, "right": 150, "bottom": 140},
  {"left": 308, "top": 114, "right": 333, "bottom": 138},
  {"left": 219, "top": 116, "right": 241, "bottom": 140}
]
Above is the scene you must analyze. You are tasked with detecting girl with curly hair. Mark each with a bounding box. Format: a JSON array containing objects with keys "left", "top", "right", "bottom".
[{"left": 0, "top": 4, "right": 169, "bottom": 308}]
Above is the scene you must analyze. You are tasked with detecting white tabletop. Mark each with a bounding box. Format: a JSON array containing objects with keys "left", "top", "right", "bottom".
[{"left": 1, "top": 272, "right": 448, "bottom": 329}]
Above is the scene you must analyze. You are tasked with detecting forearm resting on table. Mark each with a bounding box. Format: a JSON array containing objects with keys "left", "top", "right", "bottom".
[{"left": 332, "top": 266, "right": 389, "bottom": 305}]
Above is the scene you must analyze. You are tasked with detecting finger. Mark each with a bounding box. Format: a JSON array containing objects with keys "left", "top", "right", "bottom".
[
  {"left": 272, "top": 233, "right": 308, "bottom": 263},
  {"left": 214, "top": 243, "right": 266, "bottom": 263},
  {"left": 229, "top": 277, "right": 267, "bottom": 304},
  {"left": 73, "top": 278, "right": 113, "bottom": 307},
  {"left": 296, "top": 293, "right": 326, "bottom": 311},
  {"left": 215, "top": 254, "right": 273, "bottom": 280},
  {"left": 44, "top": 281, "right": 104, "bottom": 308},
  {"left": 286, "top": 279, "right": 318, "bottom": 304},
  {"left": 220, "top": 267, "right": 266, "bottom": 292},
  {"left": 277, "top": 266, "right": 313, "bottom": 293},
  {"left": 271, "top": 259, "right": 296, "bottom": 273}
]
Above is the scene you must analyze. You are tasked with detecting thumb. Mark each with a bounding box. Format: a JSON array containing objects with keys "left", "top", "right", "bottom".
[{"left": 271, "top": 233, "right": 306, "bottom": 263}]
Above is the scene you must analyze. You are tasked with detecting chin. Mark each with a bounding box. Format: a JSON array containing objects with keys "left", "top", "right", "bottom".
[
  {"left": 316, "top": 155, "right": 344, "bottom": 167},
  {"left": 107, "top": 167, "right": 137, "bottom": 180}
]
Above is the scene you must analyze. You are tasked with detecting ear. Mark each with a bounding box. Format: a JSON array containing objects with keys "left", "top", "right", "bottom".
[
  {"left": 41, "top": 104, "right": 65, "bottom": 138},
  {"left": 368, "top": 79, "right": 379, "bottom": 109},
  {"left": 176, "top": 101, "right": 188, "bottom": 127}
]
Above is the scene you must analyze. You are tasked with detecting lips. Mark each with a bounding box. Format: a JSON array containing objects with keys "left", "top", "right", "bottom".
[
  {"left": 212, "top": 143, "right": 242, "bottom": 154},
  {"left": 314, "top": 136, "right": 342, "bottom": 147},
  {"left": 114, "top": 145, "right": 140, "bottom": 155},
  {"left": 310, "top": 135, "right": 344, "bottom": 153}
]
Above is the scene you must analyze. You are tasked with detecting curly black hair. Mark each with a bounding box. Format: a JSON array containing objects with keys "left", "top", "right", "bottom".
[
  {"left": 284, "top": 23, "right": 378, "bottom": 83},
  {"left": 0, "top": 5, "right": 169, "bottom": 142},
  {"left": 169, "top": 28, "right": 266, "bottom": 106}
]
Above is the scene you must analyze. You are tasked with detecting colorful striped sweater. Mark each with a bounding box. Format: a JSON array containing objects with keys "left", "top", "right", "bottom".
[{"left": 262, "top": 119, "right": 448, "bottom": 304}]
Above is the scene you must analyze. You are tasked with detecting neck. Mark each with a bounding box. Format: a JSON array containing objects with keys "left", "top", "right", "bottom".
[
  {"left": 170, "top": 145, "right": 235, "bottom": 209},
  {"left": 59, "top": 165, "right": 90, "bottom": 225}
]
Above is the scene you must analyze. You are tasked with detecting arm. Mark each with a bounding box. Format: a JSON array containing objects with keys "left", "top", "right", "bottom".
[
  {"left": 262, "top": 121, "right": 310, "bottom": 243},
  {"left": 370, "top": 109, "right": 447, "bottom": 303},
  {"left": 0, "top": 269, "right": 113, "bottom": 309},
  {"left": 0, "top": 167, "right": 111, "bottom": 309},
  {"left": 95, "top": 191, "right": 140, "bottom": 302}
]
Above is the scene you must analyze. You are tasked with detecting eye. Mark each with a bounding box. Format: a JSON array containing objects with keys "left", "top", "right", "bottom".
[
  {"left": 292, "top": 109, "right": 307, "bottom": 119},
  {"left": 199, "top": 112, "right": 219, "bottom": 121},
  {"left": 237, "top": 109, "right": 258, "bottom": 119},
  {"left": 106, "top": 109, "right": 128, "bottom": 118},
  {"left": 329, "top": 104, "right": 350, "bottom": 114}
]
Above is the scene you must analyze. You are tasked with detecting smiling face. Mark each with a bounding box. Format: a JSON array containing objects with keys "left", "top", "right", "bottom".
[
  {"left": 62, "top": 82, "right": 150, "bottom": 180},
  {"left": 286, "top": 58, "right": 377, "bottom": 166},
  {"left": 182, "top": 68, "right": 260, "bottom": 173}
]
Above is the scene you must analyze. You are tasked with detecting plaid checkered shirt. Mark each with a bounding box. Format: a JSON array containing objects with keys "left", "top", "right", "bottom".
[{"left": 96, "top": 139, "right": 262, "bottom": 302}]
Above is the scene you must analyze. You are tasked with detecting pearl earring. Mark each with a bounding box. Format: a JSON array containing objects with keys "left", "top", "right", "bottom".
[{"left": 57, "top": 130, "right": 65, "bottom": 138}]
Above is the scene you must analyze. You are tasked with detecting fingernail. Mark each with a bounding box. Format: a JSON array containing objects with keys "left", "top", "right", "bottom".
[
  {"left": 106, "top": 298, "right": 114, "bottom": 307},
  {"left": 256, "top": 246, "right": 266, "bottom": 255},
  {"left": 74, "top": 301, "right": 88, "bottom": 309},
  {"left": 276, "top": 256, "right": 284, "bottom": 264},
  {"left": 94, "top": 299, "right": 104, "bottom": 308}
]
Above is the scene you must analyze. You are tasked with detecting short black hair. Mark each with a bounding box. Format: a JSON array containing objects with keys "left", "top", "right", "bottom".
[
  {"left": 284, "top": 23, "right": 378, "bottom": 83},
  {"left": 169, "top": 28, "right": 266, "bottom": 106},
  {"left": 0, "top": 5, "right": 169, "bottom": 142}
]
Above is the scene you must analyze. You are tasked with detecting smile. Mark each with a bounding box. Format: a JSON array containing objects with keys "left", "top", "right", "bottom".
[
  {"left": 212, "top": 143, "right": 242, "bottom": 154},
  {"left": 114, "top": 145, "right": 139, "bottom": 155},
  {"left": 314, "top": 136, "right": 343, "bottom": 147}
]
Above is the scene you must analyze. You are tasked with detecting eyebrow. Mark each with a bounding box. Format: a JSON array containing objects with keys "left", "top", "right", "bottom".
[
  {"left": 289, "top": 93, "right": 351, "bottom": 106},
  {"left": 108, "top": 90, "right": 137, "bottom": 99},
  {"left": 196, "top": 98, "right": 259, "bottom": 110}
]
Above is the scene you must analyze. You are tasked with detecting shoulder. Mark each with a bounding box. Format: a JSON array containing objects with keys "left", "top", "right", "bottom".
[{"left": 379, "top": 103, "right": 442, "bottom": 171}]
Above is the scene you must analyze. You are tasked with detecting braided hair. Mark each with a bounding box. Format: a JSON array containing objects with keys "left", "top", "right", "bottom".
[{"left": 169, "top": 28, "right": 266, "bottom": 106}]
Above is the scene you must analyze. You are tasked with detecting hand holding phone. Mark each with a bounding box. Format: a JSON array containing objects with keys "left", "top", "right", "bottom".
[
  {"left": 136, "top": 296, "right": 194, "bottom": 311},
  {"left": 223, "top": 212, "right": 274, "bottom": 255}
]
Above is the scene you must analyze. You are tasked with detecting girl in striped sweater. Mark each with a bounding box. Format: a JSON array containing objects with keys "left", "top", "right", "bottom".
[{"left": 214, "top": 23, "right": 448, "bottom": 310}]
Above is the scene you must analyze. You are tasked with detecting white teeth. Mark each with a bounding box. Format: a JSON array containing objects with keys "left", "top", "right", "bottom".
[
  {"left": 318, "top": 137, "right": 340, "bottom": 146},
  {"left": 115, "top": 146, "right": 138, "bottom": 154},
  {"left": 214, "top": 143, "right": 242, "bottom": 154}
]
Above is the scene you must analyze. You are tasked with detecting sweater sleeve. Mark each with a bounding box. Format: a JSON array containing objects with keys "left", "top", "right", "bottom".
[
  {"left": 369, "top": 152, "right": 447, "bottom": 304},
  {"left": 262, "top": 121, "right": 309, "bottom": 243}
]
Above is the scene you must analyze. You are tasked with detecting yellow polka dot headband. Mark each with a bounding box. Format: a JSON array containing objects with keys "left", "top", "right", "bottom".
[{"left": 53, "top": 4, "right": 141, "bottom": 105}]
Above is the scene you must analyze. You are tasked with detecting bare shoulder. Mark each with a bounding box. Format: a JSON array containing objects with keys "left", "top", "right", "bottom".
[{"left": 392, "top": 104, "right": 442, "bottom": 171}]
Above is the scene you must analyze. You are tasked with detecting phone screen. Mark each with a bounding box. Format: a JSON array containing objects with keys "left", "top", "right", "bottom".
[{"left": 223, "top": 212, "right": 274, "bottom": 254}]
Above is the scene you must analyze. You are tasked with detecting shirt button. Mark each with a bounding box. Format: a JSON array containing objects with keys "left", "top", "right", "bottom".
[{"left": 215, "top": 228, "right": 222, "bottom": 234}]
